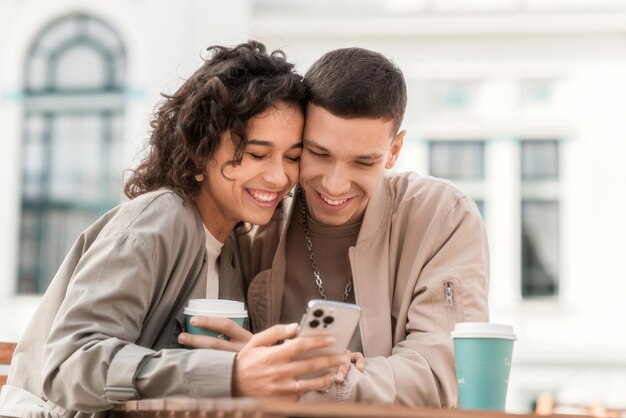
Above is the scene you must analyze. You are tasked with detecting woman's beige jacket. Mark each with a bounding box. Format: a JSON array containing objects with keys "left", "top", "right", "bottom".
[{"left": 0, "top": 190, "right": 245, "bottom": 418}]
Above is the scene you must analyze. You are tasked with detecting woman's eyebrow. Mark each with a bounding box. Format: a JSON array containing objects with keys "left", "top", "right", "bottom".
[{"left": 246, "top": 139, "right": 273, "bottom": 147}]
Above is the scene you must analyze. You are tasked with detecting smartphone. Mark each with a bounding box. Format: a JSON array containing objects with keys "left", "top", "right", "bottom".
[{"left": 293, "top": 299, "right": 361, "bottom": 379}]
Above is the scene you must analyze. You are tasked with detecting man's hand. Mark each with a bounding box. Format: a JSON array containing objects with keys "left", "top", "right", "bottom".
[
  {"left": 335, "top": 350, "right": 365, "bottom": 383},
  {"left": 178, "top": 316, "right": 253, "bottom": 352}
]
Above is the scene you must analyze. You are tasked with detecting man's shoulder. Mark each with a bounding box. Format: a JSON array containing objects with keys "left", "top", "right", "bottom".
[
  {"left": 378, "top": 171, "right": 483, "bottom": 231},
  {"left": 384, "top": 171, "right": 468, "bottom": 206}
]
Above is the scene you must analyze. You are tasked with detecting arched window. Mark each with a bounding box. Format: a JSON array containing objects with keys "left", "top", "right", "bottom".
[{"left": 18, "top": 14, "right": 126, "bottom": 293}]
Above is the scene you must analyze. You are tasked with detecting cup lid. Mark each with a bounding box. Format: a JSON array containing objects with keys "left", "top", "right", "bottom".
[
  {"left": 451, "top": 322, "right": 517, "bottom": 340},
  {"left": 187, "top": 298, "right": 245, "bottom": 313},
  {"left": 183, "top": 307, "right": 248, "bottom": 318}
]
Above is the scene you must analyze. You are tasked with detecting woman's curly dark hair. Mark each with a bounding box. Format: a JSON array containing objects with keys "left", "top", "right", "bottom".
[{"left": 124, "top": 40, "right": 306, "bottom": 200}]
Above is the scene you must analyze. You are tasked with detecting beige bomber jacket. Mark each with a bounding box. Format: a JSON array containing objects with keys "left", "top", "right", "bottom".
[
  {"left": 238, "top": 172, "right": 490, "bottom": 407},
  {"left": 0, "top": 190, "right": 245, "bottom": 418}
]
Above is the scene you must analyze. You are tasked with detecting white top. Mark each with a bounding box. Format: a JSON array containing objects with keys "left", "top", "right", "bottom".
[{"left": 203, "top": 224, "right": 223, "bottom": 298}]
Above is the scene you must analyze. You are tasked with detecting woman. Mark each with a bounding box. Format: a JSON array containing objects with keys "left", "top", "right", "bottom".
[{"left": 0, "top": 41, "right": 343, "bottom": 417}]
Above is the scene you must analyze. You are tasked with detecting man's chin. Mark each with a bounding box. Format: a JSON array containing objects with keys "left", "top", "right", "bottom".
[{"left": 308, "top": 209, "right": 351, "bottom": 227}]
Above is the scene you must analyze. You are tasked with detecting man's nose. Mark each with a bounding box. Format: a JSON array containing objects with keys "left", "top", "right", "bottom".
[{"left": 320, "top": 164, "right": 350, "bottom": 196}]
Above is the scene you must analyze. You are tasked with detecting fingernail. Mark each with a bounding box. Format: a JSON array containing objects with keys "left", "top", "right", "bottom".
[
  {"left": 190, "top": 317, "right": 198, "bottom": 326},
  {"left": 178, "top": 333, "right": 187, "bottom": 343},
  {"left": 336, "top": 371, "right": 344, "bottom": 381},
  {"left": 325, "top": 336, "right": 336, "bottom": 344},
  {"left": 284, "top": 323, "right": 298, "bottom": 333}
]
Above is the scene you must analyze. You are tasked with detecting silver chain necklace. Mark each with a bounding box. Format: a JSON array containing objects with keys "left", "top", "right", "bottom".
[{"left": 298, "top": 189, "right": 353, "bottom": 302}]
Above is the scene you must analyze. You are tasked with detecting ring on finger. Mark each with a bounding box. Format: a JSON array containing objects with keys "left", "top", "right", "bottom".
[
  {"left": 217, "top": 334, "right": 225, "bottom": 340},
  {"left": 294, "top": 379, "right": 300, "bottom": 395}
]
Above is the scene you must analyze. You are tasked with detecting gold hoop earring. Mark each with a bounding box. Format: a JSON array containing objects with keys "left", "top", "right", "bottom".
[{"left": 194, "top": 174, "right": 204, "bottom": 182}]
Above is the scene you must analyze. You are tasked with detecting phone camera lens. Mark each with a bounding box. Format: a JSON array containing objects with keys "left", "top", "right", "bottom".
[
  {"left": 323, "top": 316, "right": 334, "bottom": 325},
  {"left": 313, "top": 309, "right": 324, "bottom": 318},
  {"left": 309, "top": 319, "right": 320, "bottom": 328}
]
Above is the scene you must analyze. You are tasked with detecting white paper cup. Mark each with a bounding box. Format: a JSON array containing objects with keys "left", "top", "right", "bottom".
[{"left": 183, "top": 299, "right": 247, "bottom": 339}]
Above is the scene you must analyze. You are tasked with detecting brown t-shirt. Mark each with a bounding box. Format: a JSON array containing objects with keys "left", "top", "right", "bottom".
[{"left": 281, "top": 198, "right": 363, "bottom": 352}]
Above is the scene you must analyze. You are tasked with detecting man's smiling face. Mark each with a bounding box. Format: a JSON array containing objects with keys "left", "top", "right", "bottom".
[{"left": 299, "top": 103, "right": 405, "bottom": 226}]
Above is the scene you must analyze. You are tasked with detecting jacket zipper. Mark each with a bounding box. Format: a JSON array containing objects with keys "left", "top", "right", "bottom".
[{"left": 444, "top": 281, "right": 456, "bottom": 331}]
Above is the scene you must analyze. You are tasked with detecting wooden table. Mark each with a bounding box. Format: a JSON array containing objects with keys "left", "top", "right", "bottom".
[{"left": 120, "top": 398, "right": 592, "bottom": 418}]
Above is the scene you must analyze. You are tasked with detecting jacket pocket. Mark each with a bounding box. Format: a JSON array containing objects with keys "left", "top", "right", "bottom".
[{"left": 430, "top": 278, "right": 465, "bottom": 334}]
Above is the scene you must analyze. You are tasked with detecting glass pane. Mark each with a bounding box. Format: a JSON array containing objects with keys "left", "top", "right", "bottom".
[
  {"left": 19, "top": 113, "right": 123, "bottom": 294},
  {"left": 107, "top": 114, "right": 125, "bottom": 198},
  {"left": 49, "top": 115, "right": 102, "bottom": 201},
  {"left": 429, "top": 141, "right": 484, "bottom": 180},
  {"left": 521, "top": 201, "right": 559, "bottom": 298},
  {"left": 22, "top": 116, "right": 47, "bottom": 198},
  {"left": 521, "top": 140, "right": 559, "bottom": 180},
  {"left": 54, "top": 44, "right": 108, "bottom": 90},
  {"left": 84, "top": 19, "right": 126, "bottom": 88}
]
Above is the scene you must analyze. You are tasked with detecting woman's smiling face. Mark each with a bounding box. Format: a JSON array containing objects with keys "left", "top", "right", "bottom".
[{"left": 196, "top": 102, "right": 304, "bottom": 240}]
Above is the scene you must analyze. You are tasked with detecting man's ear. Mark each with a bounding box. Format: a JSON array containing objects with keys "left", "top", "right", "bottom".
[{"left": 385, "top": 130, "right": 406, "bottom": 169}]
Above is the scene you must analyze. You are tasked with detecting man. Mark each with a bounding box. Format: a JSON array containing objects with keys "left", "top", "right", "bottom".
[{"left": 237, "top": 47, "right": 489, "bottom": 407}]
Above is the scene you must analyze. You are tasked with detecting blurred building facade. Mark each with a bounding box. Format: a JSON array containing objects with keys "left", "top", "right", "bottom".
[{"left": 1, "top": 0, "right": 626, "bottom": 412}]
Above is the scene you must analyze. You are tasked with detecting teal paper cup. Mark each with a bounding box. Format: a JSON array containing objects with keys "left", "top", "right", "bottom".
[
  {"left": 452, "top": 322, "right": 516, "bottom": 411},
  {"left": 183, "top": 299, "right": 247, "bottom": 340}
]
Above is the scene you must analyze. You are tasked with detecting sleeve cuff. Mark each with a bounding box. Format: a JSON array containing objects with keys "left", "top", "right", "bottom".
[
  {"left": 134, "top": 348, "right": 237, "bottom": 399},
  {"left": 105, "top": 344, "right": 155, "bottom": 403}
]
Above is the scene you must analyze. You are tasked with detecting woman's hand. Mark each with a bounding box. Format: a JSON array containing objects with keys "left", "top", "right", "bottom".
[
  {"left": 335, "top": 350, "right": 366, "bottom": 383},
  {"left": 232, "top": 323, "right": 347, "bottom": 399},
  {"left": 178, "top": 316, "right": 253, "bottom": 352}
]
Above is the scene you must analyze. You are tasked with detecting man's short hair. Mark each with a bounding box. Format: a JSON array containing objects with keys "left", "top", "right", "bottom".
[{"left": 305, "top": 47, "right": 407, "bottom": 133}]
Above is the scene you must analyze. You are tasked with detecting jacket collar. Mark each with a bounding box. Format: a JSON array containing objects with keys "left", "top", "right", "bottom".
[
  {"left": 281, "top": 178, "right": 395, "bottom": 356},
  {"left": 350, "top": 174, "right": 395, "bottom": 356},
  {"left": 356, "top": 174, "right": 393, "bottom": 247}
]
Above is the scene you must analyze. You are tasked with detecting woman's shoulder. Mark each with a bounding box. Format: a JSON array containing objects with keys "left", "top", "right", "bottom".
[
  {"left": 125, "top": 188, "right": 189, "bottom": 215},
  {"left": 101, "top": 189, "right": 202, "bottom": 246}
]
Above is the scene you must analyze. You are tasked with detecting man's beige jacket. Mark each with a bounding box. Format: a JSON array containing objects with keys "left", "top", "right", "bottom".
[
  {"left": 0, "top": 190, "right": 245, "bottom": 418},
  {"left": 239, "top": 172, "right": 490, "bottom": 407}
]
